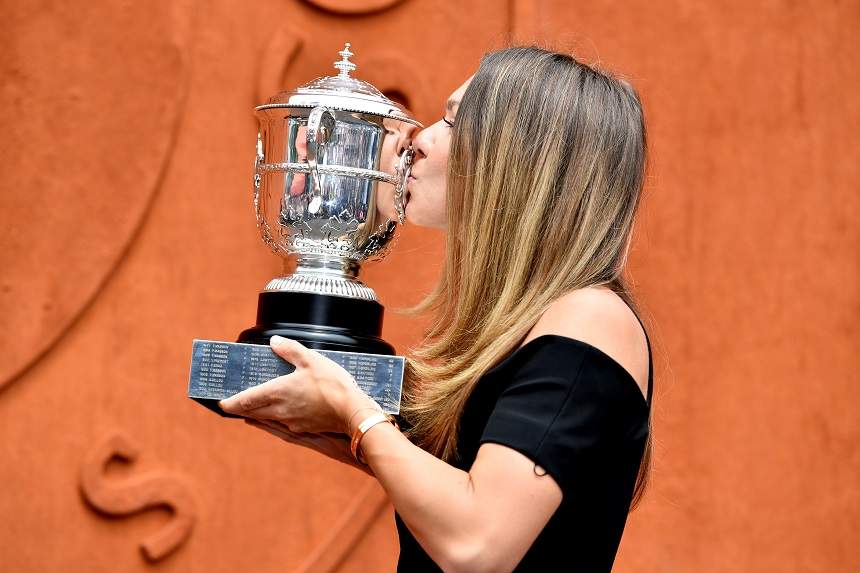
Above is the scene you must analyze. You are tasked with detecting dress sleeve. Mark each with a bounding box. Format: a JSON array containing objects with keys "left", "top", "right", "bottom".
[{"left": 477, "top": 337, "right": 645, "bottom": 493}]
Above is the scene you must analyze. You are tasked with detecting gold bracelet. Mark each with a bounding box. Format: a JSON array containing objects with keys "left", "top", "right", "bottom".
[
  {"left": 347, "top": 405, "right": 382, "bottom": 434},
  {"left": 350, "top": 412, "right": 399, "bottom": 465}
]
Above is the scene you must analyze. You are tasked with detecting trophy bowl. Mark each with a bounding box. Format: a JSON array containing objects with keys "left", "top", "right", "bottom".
[{"left": 253, "top": 43, "right": 421, "bottom": 302}]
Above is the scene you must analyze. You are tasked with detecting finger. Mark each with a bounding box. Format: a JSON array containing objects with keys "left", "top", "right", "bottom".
[
  {"left": 253, "top": 421, "right": 333, "bottom": 452},
  {"left": 269, "top": 335, "right": 311, "bottom": 369},
  {"left": 240, "top": 403, "right": 286, "bottom": 422},
  {"left": 246, "top": 420, "right": 327, "bottom": 450},
  {"left": 319, "top": 431, "right": 347, "bottom": 439},
  {"left": 254, "top": 418, "right": 301, "bottom": 435},
  {"left": 219, "top": 382, "right": 276, "bottom": 414},
  {"left": 258, "top": 418, "right": 317, "bottom": 438},
  {"left": 246, "top": 421, "right": 362, "bottom": 471},
  {"left": 245, "top": 419, "right": 301, "bottom": 443},
  {"left": 249, "top": 418, "right": 310, "bottom": 439}
]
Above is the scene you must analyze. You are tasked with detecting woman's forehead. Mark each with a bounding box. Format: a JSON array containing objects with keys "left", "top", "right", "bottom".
[{"left": 447, "top": 76, "right": 474, "bottom": 113}]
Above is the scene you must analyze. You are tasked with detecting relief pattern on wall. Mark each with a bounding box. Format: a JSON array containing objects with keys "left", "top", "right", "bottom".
[
  {"left": 6, "top": 0, "right": 856, "bottom": 571},
  {"left": 0, "top": 0, "right": 193, "bottom": 390},
  {"left": 80, "top": 432, "right": 197, "bottom": 562}
]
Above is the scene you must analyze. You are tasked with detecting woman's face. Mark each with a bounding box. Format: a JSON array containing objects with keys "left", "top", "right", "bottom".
[
  {"left": 406, "top": 76, "right": 473, "bottom": 229},
  {"left": 377, "top": 117, "right": 418, "bottom": 221}
]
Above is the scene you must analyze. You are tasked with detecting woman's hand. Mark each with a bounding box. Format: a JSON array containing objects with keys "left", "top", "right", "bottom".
[
  {"left": 218, "top": 335, "right": 381, "bottom": 435},
  {"left": 243, "top": 418, "right": 376, "bottom": 477}
]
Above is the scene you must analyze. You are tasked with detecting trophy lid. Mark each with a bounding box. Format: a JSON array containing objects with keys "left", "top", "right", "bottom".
[{"left": 256, "top": 43, "right": 422, "bottom": 127}]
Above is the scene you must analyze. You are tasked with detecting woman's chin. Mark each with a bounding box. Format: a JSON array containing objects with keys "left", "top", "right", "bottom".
[
  {"left": 404, "top": 203, "right": 421, "bottom": 226},
  {"left": 405, "top": 204, "right": 445, "bottom": 229},
  {"left": 404, "top": 202, "right": 427, "bottom": 227}
]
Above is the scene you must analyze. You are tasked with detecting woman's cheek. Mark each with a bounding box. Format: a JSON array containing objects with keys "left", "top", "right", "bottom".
[
  {"left": 430, "top": 194, "right": 447, "bottom": 228},
  {"left": 406, "top": 188, "right": 445, "bottom": 228},
  {"left": 405, "top": 191, "right": 429, "bottom": 225},
  {"left": 405, "top": 192, "right": 421, "bottom": 222}
]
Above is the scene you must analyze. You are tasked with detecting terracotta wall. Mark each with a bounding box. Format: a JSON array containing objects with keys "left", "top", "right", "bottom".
[{"left": 1, "top": 0, "right": 857, "bottom": 571}]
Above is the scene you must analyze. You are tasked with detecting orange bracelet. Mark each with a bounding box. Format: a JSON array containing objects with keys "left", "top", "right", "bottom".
[{"left": 350, "top": 412, "right": 399, "bottom": 465}]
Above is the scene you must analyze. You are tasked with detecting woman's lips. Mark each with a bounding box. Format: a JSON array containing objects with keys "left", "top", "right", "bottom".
[{"left": 405, "top": 176, "right": 415, "bottom": 198}]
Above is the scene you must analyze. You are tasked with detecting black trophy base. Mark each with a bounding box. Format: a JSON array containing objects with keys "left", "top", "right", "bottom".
[{"left": 191, "top": 290, "right": 395, "bottom": 418}]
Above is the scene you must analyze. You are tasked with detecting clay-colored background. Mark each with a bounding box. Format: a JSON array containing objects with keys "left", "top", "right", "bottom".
[{"left": 1, "top": 0, "right": 858, "bottom": 571}]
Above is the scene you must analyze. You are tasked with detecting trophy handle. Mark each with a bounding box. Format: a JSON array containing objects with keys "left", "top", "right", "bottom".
[
  {"left": 253, "top": 129, "right": 278, "bottom": 252},
  {"left": 393, "top": 146, "right": 413, "bottom": 224},
  {"left": 306, "top": 106, "right": 336, "bottom": 213}
]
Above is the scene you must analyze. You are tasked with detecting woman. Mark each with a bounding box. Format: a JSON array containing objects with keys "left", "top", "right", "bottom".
[{"left": 220, "top": 45, "right": 653, "bottom": 572}]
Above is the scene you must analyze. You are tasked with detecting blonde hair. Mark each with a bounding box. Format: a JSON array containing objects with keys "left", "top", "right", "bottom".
[{"left": 400, "top": 46, "right": 652, "bottom": 509}]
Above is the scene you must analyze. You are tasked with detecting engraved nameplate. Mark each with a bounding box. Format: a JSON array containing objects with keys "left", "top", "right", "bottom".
[{"left": 187, "top": 339, "right": 404, "bottom": 418}]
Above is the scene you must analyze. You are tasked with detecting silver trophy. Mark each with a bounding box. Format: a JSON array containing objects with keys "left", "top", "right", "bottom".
[
  {"left": 252, "top": 42, "right": 420, "bottom": 304},
  {"left": 188, "top": 43, "right": 420, "bottom": 418}
]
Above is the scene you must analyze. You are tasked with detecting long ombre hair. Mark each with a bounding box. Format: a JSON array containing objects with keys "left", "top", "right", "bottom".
[{"left": 399, "top": 46, "right": 652, "bottom": 509}]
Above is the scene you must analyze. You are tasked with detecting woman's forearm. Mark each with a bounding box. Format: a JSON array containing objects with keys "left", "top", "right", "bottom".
[
  {"left": 339, "top": 387, "right": 486, "bottom": 571},
  {"left": 356, "top": 421, "right": 483, "bottom": 571}
]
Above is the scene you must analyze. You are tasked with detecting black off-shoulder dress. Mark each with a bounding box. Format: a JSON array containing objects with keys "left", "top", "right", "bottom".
[{"left": 392, "top": 312, "right": 653, "bottom": 572}]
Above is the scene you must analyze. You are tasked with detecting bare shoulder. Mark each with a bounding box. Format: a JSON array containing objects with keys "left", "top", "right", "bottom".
[{"left": 524, "top": 286, "right": 649, "bottom": 399}]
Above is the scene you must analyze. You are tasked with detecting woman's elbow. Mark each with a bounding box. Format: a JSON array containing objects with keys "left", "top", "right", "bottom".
[{"left": 443, "top": 539, "right": 503, "bottom": 573}]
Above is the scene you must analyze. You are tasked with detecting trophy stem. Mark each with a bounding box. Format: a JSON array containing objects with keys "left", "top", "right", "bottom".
[
  {"left": 264, "top": 255, "right": 378, "bottom": 301},
  {"left": 294, "top": 256, "right": 360, "bottom": 280}
]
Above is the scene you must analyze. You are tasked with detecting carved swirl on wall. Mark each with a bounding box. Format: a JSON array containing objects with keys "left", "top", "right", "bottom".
[
  {"left": 79, "top": 432, "right": 196, "bottom": 562},
  {"left": 301, "top": 0, "right": 407, "bottom": 16},
  {"left": 359, "top": 52, "right": 430, "bottom": 120},
  {"left": 257, "top": 30, "right": 305, "bottom": 104},
  {"left": 295, "top": 480, "right": 390, "bottom": 572},
  {"left": 0, "top": 1, "right": 191, "bottom": 392}
]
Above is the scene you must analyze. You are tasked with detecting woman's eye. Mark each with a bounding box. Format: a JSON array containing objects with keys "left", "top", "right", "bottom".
[{"left": 442, "top": 117, "right": 455, "bottom": 128}]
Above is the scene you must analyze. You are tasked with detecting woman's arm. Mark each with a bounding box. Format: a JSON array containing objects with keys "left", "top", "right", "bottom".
[
  {"left": 220, "top": 337, "right": 562, "bottom": 572},
  {"left": 340, "top": 392, "right": 562, "bottom": 573}
]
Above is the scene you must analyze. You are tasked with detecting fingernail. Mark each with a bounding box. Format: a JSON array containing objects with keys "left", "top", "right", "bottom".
[{"left": 270, "top": 335, "right": 286, "bottom": 347}]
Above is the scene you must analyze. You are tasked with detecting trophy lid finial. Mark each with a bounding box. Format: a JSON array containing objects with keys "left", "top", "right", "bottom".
[{"left": 334, "top": 43, "right": 356, "bottom": 78}]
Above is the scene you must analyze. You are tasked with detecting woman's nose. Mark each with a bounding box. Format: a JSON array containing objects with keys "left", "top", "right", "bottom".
[
  {"left": 412, "top": 127, "right": 430, "bottom": 159},
  {"left": 397, "top": 124, "right": 418, "bottom": 157}
]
